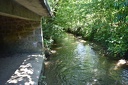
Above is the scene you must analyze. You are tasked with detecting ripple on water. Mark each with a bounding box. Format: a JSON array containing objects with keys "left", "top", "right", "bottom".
[{"left": 43, "top": 34, "right": 126, "bottom": 85}]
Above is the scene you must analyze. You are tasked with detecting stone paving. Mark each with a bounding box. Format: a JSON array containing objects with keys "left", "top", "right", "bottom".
[{"left": 0, "top": 53, "right": 44, "bottom": 85}]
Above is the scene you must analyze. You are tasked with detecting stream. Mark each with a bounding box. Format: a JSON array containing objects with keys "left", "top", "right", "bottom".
[{"left": 42, "top": 34, "right": 128, "bottom": 85}]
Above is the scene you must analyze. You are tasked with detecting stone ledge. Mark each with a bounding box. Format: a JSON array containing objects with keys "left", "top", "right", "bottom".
[{"left": 0, "top": 53, "right": 45, "bottom": 85}]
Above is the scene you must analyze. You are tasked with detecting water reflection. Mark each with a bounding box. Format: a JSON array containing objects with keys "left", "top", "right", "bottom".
[
  {"left": 43, "top": 34, "right": 128, "bottom": 85},
  {"left": 121, "top": 69, "right": 128, "bottom": 85},
  {"left": 74, "top": 42, "right": 86, "bottom": 61}
]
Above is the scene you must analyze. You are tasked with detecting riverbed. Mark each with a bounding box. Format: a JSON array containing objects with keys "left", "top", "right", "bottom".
[{"left": 40, "top": 34, "right": 128, "bottom": 85}]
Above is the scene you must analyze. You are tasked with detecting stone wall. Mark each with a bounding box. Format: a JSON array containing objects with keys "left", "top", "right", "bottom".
[
  {"left": 0, "top": 14, "right": 44, "bottom": 55},
  {"left": 0, "top": 0, "right": 50, "bottom": 84}
]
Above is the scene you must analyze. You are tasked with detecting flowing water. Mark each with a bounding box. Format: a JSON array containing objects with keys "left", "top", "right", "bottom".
[{"left": 42, "top": 34, "right": 128, "bottom": 85}]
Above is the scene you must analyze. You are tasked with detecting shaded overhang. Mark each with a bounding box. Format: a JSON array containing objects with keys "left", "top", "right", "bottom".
[
  {"left": 15, "top": 0, "right": 52, "bottom": 17},
  {"left": 0, "top": 0, "right": 52, "bottom": 20}
]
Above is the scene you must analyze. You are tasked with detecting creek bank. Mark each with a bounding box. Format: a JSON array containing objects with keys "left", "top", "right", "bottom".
[
  {"left": 66, "top": 30, "right": 128, "bottom": 60},
  {"left": 39, "top": 33, "right": 128, "bottom": 85},
  {"left": 76, "top": 35, "right": 128, "bottom": 69},
  {"left": 63, "top": 31, "right": 128, "bottom": 70}
]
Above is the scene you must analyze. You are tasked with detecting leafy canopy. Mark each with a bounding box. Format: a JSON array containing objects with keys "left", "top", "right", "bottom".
[{"left": 45, "top": 0, "right": 128, "bottom": 57}]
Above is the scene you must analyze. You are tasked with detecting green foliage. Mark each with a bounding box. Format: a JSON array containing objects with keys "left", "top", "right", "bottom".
[
  {"left": 47, "top": 0, "right": 128, "bottom": 58},
  {"left": 88, "top": 0, "right": 128, "bottom": 57},
  {"left": 42, "top": 17, "right": 64, "bottom": 48}
]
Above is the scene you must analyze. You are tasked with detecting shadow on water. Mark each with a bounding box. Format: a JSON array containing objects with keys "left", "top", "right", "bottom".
[{"left": 42, "top": 34, "right": 128, "bottom": 85}]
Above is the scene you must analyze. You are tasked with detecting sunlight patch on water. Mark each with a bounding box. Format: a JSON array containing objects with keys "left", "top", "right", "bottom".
[
  {"left": 74, "top": 42, "right": 98, "bottom": 66},
  {"left": 43, "top": 34, "right": 128, "bottom": 85}
]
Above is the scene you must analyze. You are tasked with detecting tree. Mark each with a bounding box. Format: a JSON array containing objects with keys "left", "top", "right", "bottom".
[{"left": 45, "top": 0, "right": 128, "bottom": 58}]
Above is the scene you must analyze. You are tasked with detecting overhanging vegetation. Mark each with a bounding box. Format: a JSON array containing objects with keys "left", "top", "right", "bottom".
[{"left": 43, "top": 0, "right": 128, "bottom": 58}]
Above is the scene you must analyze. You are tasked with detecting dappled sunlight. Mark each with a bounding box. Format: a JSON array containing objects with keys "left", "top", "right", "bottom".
[
  {"left": 86, "top": 78, "right": 99, "bottom": 85},
  {"left": 79, "top": 39, "right": 86, "bottom": 43},
  {"left": 44, "top": 61, "right": 51, "bottom": 66},
  {"left": 76, "top": 40, "right": 87, "bottom": 44},
  {"left": 44, "top": 61, "right": 52, "bottom": 69},
  {"left": 7, "top": 63, "right": 34, "bottom": 84},
  {"left": 43, "top": 34, "right": 127, "bottom": 84},
  {"left": 117, "top": 59, "right": 127, "bottom": 66},
  {"left": 114, "top": 59, "right": 128, "bottom": 70},
  {"left": 51, "top": 50, "right": 56, "bottom": 54},
  {"left": 6, "top": 54, "right": 43, "bottom": 84}
]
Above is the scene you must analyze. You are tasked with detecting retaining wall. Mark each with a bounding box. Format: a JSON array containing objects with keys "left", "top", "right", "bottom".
[{"left": 0, "top": 14, "right": 44, "bottom": 55}]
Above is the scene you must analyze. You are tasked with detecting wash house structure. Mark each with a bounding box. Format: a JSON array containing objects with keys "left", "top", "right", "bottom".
[{"left": 0, "top": 0, "right": 51, "bottom": 84}]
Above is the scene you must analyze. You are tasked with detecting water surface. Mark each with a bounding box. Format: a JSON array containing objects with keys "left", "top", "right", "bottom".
[{"left": 43, "top": 34, "right": 128, "bottom": 85}]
